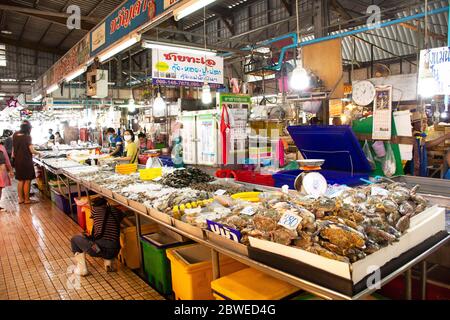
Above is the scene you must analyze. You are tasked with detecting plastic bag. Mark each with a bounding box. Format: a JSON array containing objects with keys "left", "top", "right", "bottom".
[
  {"left": 363, "top": 140, "right": 376, "bottom": 170},
  {"left": 381, "top": 142, "right": 396, "bottom": 177}
]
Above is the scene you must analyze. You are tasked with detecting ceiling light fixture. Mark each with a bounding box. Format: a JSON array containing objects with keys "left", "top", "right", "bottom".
[
  {"left": 65, "top": 67, "right": 87, "bottom": 82},
  {"left": 173, "top": 0, "right": 217, "bottom": 21},
  {"left": 289, "top": 0, "right": 310, "bottom": 91},
  {"left": 201, "top": 6, "right": 212, "bottom": 105},
  {"left": 46, "top": 84, "right": 59, "bottom": 95},
  {"left": 98, "top": 35, "right": 141, "bottom": 62}
]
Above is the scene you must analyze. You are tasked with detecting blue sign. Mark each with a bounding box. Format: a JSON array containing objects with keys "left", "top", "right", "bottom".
[
  {"left": 152, "top": 78, "right": 224, "bottom": 88},
  {"left": 90, "top": 0, "right": 168, "bottom": 57},
  {"left": 207, "top": 220, "right": 242, "bottom": 243}
]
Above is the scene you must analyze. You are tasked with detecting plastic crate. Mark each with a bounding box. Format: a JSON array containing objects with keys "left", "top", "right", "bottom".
[
  {"left": 275, "top": 125, "right": 371, "bottom": 189},
  {"left": 139, "top": 168, "right": 162, "bottom": 181},
  {"left": 159, "top": 156, "right": 174, "bottom": 167},
  {"left": 115, "top": 163, "right": 138, "bottom": 175},
  {"left": 233, "top": 170, "right": 275, "bottom": 187},
  {"left": 272, "top": 169, "right": 368, "bottom": 189},
  {"left": 118, "top": 222, "right": 160, "bottom": 269},
  {"left": 166, "top": 244, "right": 246, "bottom": 300},
  {"left": 51, "top": 189, "right": 76, "bottom": 215},
  {"left": 140, "top": 233, "right": 185, "bottom": 295},
  {"left": 211, "top": 268, "right": 301, "bottom": 300}
]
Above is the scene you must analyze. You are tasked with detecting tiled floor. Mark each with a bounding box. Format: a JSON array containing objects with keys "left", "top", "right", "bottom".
[{"left": 0, "top": 184, "right": 164, "bottom": 300}]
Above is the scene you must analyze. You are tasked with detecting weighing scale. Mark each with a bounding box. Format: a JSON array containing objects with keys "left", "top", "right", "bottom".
[{"left": 293, "top": 159, "right": 327, "bottom": 196}]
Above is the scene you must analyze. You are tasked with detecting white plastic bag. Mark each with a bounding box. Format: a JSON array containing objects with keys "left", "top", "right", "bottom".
[
  {"left": 381, "top": 142, "right": 396, "bottom": 177},
  {"left": 363, "top": 140, "right": 376, "bottom": 170}
]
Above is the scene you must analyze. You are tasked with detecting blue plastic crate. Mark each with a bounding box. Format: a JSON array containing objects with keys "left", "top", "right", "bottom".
[{"left": 274, "top": 125, "right": 371, "bottom": 189}]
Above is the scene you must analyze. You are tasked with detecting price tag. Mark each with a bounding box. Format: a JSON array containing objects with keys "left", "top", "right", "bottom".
[
  {"left": 278, "top": 212, "right": 302, "bottom": 230},
  {"left": 152, "top": 176, "right": 162, "bottom": 182},
  {"left": 240, "top": 206, "right": 256, "bottom": 216},
  {"left": 214, "top": 189, "right": 227, "bottom": 196},
  {"left": 371, "top": 186, "right": 389, "bottom": 196}
]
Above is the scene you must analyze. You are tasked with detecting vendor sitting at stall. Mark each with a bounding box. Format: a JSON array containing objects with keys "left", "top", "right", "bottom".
[
  {"left": 404, "top": 112, "right": 450, "bottom": 177},
  {"left": 106, "top": 128, "right": 123, "bottom": 157},
  {"left": 117, "top": 130, "right": 138, "bottom": 164},
  {"left": 70, "top": 197, "right": 125, "bottom": 276},
  {"left": 54, "top": 132, "right": 64, "bottom": 144},
  {"left": 138, "top": 132, "right": 153, "bottom": 152}
]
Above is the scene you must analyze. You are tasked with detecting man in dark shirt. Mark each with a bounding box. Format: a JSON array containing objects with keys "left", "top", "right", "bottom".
[
  {"left": 106, "top": 128, "right": 123, "bottom": 157},
  {"left": 70, "top": 197, "right": 124, "bottom": 276}
]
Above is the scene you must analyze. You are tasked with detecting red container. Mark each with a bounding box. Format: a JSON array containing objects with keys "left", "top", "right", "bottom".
[
  {"left": 74, "top": 197, "right": 88, "bottom": 230},
  {"left": 139, "top": 154, "right": 151, "bottom": 165},
  {"left": 234, "top": 170, "right": 275, "bottom": 187}
]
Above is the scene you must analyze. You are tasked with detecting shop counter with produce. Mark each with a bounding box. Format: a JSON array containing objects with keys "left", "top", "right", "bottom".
[{"left": 35, "top": 158, "right": 448, "bottom": 300}]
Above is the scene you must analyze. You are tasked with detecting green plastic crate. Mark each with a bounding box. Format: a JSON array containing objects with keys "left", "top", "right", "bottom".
[{"left": 140, "top": 233, "right": 184, "bottom": 296}]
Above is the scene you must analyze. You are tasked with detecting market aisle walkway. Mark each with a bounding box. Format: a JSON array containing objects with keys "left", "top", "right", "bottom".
[{"left": 0, "top": 184, "right": 164, "bottom": 300}]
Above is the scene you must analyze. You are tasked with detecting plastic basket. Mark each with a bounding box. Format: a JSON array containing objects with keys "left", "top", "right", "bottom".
[
  {"left": 139, "top": 168, "right": 162, "bottom": 181},
  {"left": 166, "top": 244, "right": 246, "bottom": 300},
  {"left": 115, "top": 163, "right": 138, "bottom": 174},
  {"left": 211, "top": 268, "right": 302, "bottom": 300}
]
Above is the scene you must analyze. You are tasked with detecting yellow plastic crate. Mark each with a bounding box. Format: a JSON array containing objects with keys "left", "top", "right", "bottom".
[
  {"left": 166, "top": 244, "right": 246, "bottom": 300},
  {"left": 115, "top": 164, "right": 138, "bottom": 174},
  {"left": 231, "top": 192, "right": 261, "bottom": 202},
  {"left": 118, "top": 223, "right": 160, "bottom": 269},
  {"left": 139, "top": 168, "right": 162, "bottom": 181},
  {"left": 211, "top": 268, "right": 301, "bottom": 300}
]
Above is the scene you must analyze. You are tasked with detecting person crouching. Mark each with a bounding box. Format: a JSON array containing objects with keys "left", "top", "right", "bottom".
[{"left": 70, "top": 197, "right": 124, "bottom": 276}]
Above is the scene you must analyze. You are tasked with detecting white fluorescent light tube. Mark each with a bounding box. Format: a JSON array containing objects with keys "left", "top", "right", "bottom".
[
  {"left": 46, "top": 84, "right": 59, "bottom": 94},
  {"left": 65, "top": 67, "right": 87, "bottom": 82},
  {"left": 32, "top": 94, "right": 43, "bottom": 102},
  {"left": 173, "top": 0, "right": 217, "bottom": 21},
  {"left": 143, "top": 41, "right": 216, "bottom": 56},
  {"left": 99, "top": 35, "right": 141, "bottom": 62}
]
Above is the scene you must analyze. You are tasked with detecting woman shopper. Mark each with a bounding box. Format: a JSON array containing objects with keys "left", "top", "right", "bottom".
[
  {"left": 70, "top": 197, "right": 124, "bottom": 275},
  {"left": 0, "top": 142, "right": 14, "bottom": 211},
  {"left": 13, "top": 122, "right": 41, "bottom": 204},
  {"left": 118, "top": 130, "right": 138, "bottom": 164}
]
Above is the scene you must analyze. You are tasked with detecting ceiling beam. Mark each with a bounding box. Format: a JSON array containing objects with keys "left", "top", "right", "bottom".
[
  {"left": 330, "top": 0, "right": 353, "bottom": 20},
  {"left": 56, "top": 0, "right": 107, "bottom": 49},
  {"left": 0, "top": 4, "right": 101, "bottom": 24},
  {"left": 0, "top": 35, "right": 65, "bottom": 55},
  {"left": 399, "top": 22, "right": 447, "bottom": 42},
  {"left": 280, "top": 0, "right": 292, "bottom": 16}
]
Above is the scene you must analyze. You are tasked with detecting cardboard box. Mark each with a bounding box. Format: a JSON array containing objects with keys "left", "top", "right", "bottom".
[
  {"left": 128, "top": 199, "right": 147, "bottom": 213},
  {"left": 148, "top": 208, "right": 173, "bottom": 225},
  {"left": 100, "top": 186, "right": 113, "bottom": 198},
  {"left": 173, "top": 218, "right": 205, "bottom": 240},
  {"left": 112, "top": 192, "right": 129, "bottom": 206},
  {"left": 249, "top": 205, "right": 446, "bottom": 295}
]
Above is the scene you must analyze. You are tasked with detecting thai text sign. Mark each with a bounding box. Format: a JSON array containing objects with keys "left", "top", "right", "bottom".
[
  {"left": 418, "top": 47, "right": 450, "bottom": 95},
  {"left": 152, "top": 49, "right": 224, "bottom": 86},
  {"left": 207, "top": 220, "right": 242, "bottom": 243},
  {"left": 90, "top": 0, "right": 166, "bottom": 56}
]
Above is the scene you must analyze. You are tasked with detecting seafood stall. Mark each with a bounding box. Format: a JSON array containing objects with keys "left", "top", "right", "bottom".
[{"left": 32, "top": 150, "right": 448, "bottom": 300}]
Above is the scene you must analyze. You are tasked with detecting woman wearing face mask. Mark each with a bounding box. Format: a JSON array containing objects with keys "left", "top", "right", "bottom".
[{"left": 117, "top": 130, "right": 138, "bottom": 164}]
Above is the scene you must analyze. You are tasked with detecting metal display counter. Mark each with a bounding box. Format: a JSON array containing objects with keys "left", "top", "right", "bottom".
[{"left": 42, "top": 166, "right": 449, "bottom": 300}]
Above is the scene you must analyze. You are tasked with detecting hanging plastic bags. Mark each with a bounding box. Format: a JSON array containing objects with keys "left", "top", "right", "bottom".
[
  {"left": 381, "top": 142, "right": 396, "bottom": 177},
  {"left": 363, "top": 140, "right": 376, "bottom": 170}
]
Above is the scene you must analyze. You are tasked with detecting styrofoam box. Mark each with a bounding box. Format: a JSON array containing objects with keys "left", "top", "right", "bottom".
[{"left": 249, "top": 205, "right": 446, "bottom": 284}]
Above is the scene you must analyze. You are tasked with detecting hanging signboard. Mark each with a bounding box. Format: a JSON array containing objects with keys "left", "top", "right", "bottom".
[
  {"left": 54, "top": 36, "right": 90, "bottom": 84},
  {"left": 90, "top": 0, "right": 171, "bottom": 57},
  {"left": 164, "top": 0, "right": 180, "bottom": 9},
  {"left": 372, "top": 85, "right": 392, "bottom": 140},
  {"left": 151, "top": 49, "right": 224, "bottom": 87},
  {"left": 418, "top": 46, "right": 450, "bottom": 95}
]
